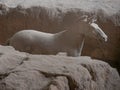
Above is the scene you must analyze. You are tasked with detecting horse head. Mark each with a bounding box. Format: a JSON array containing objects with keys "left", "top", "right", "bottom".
[
  {"left": 77, "top": 15, "right": 108, "bottom": 42},
  {"left": 90, "top": 22, "right": 108, "bottom": 42}
]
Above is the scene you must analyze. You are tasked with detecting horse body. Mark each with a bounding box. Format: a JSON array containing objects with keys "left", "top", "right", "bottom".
[
  {"left": 8, "top": 17, "right": 108, "bottom": 57},
  {"left": 9, "top": 30, "right": 57, "bottom": 54},
  {"left": 9, "top": 30, "right": 85, "bottom": 56},
  {"left": 54, "top": 30, "right": 85, "bottom": 56}
]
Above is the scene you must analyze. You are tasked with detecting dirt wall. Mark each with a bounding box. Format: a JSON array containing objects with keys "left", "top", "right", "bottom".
[{"left": 0, "top": 7, "right": 120, "bottom": 72}]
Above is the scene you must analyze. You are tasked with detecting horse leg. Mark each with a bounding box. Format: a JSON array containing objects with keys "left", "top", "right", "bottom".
[
  {"left": 67, "top": 38, "right": 85, "bottom": 57},
  {"left": 79, "top": 38, "right": 85, "bottom": 56},
  {"left": 67, "top": 50, "right": 80, "bottom": 57}
]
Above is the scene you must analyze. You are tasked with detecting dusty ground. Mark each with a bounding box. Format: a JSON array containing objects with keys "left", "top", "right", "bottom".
[{"left": 0, "top": 45, "right": 120, "bottom": 90}]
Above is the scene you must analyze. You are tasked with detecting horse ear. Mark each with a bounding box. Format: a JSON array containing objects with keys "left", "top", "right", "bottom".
[
  {"left": 78, "top": 15, "right": 88, "bottom": 22},
  {"left": 75, "top": 15, "right": 97, "bottom": 24},
  {"left": 88, "top": 16, "right": 97, "bottom": 24},
  {"left": 91, "top": 18, "right": 97, "bottom": 23}
]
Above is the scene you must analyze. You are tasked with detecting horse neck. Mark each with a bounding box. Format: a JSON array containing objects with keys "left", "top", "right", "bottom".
[{"left": 54, "top": 29, "right": 85, "bottom": 47}]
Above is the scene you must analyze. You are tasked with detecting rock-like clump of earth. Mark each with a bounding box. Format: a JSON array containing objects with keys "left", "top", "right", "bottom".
[{"left": 0, "top": 45, "right": 119, "bottom": 90}]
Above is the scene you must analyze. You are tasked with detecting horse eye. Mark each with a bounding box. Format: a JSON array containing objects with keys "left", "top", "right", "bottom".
[
  {"left": 92, "top": 30, "right": 96, "bottom": 34},
  {"left": 97, "top": 32, "right": 101, "bottom": 36}
]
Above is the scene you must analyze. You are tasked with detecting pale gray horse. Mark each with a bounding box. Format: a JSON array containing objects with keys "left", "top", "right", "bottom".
[{"left": 7, "top": 17, "right": 107, "bottom": 56}]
